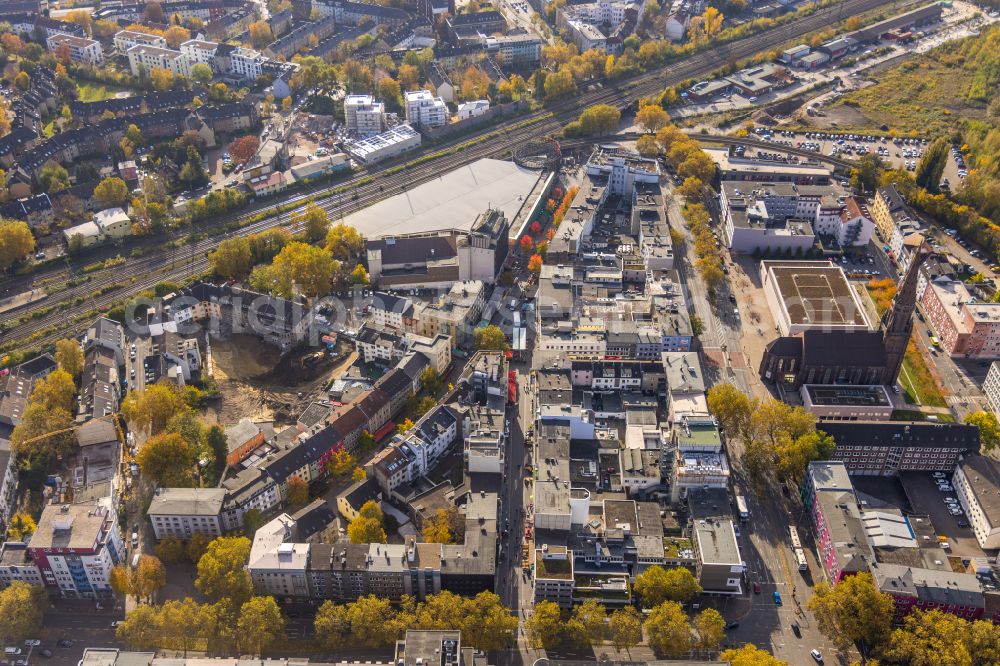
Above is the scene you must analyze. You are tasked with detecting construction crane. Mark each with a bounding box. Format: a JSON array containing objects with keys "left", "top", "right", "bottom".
[{"left": 14, "top": 413, "right": 125, "bottom": 449}]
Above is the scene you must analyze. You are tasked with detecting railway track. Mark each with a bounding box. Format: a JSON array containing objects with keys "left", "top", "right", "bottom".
[{"left": 0, "top": 0, "right": 902, "bottom": 351}]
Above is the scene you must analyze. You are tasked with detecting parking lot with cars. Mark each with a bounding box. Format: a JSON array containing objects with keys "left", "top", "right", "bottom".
[
  {"left": 749, "top": 128, "right": 967, "bottom": 185},
  {"left": 900, "top": 473, "right": 985, "bottom": 559}
]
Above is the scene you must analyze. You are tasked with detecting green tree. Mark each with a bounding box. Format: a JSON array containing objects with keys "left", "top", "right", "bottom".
[
  {"left": 0, "top": 581, "right": 46, "bottom": 642},
  {"left": 314, "top": 600, "right": 350, "bottom": 649},
  {"left": 121, "top": 384, "right": 189, "bottom": 435},
  {"left": 915, "top": 137, "right": 949, "bottom": 192},
  {"left": 346, "top": 595, "right": 398, "bottom": 647},
  {"left": 238, "top": 597, "right": 285, "bottom": 656},
  {"left": 689, "top": 314, "right": 704, "bottom": 337},
  {"left": 37, "top": 165, "right": 70, "bottom": 193},
  {"left": 0, "top": 218, "right": 35, "bottom": 270},
  {"left": 965, "top": 410, "right": 1000, "bottom": 452},
  {"left": 721, "top": 644, "right": 787, "bottom": 666},
  {"left": 179, "top": 531, "right": 210, "bottom": 562},
  {"left": 54, "top": 338, "right": 84, "bottom": 378},
  {"left": 577, "top": 104, "right": 621, "bottom": 136},
  {"left": 269, "top": 241, "right": 338, "bottom": 298},
  {"left": 351, "top": 263, "right": 369, "bottom": 285},
  {"left": 293, "top": 202, "right": 329, "bottom": 242},
  {"left": 526, "top": 600, "right": 563, "bottom": 649},
  {"left": 644, "top": 601, "right": 691, "bottom": 657},
  {"left": 609, "top": 606, "right": 643, "bottom": 653},
  {"left": 774, "top": 430, "right": 836, "bottom": 484},
  {"left": 693, "top": 608, "right": 725, "bottom": 650},
  {"left": 572, "top": 599, "right": 607, "bottom": 645},
  {"left": 208, "top": 237, "right": 253, "bottom": 279},
  {"left": 325, "top": 223, "right": 365, "bottom": 261},
  {"left": 205, "top": 425, "right": 228, "bottom": 476},
  {"left": 159, "top": 598, "right": 210, "bottom": 655},
  {"left": 419, "top": 366, "right": 443, "bottom": 394},
  {"left": 136, "top": 432, "right": 195, "bottom": 487},
  {"left": 634, "top": 565, "right": 702, "bottom": 607},
  {"left": 195, "top": 536, "right": 254, "bottom": 605},
  {"left": 115, "top": 605, "right": 160, "bottom": 649},
  {"left": 93, "top": 177, "right": 129, "bottom": 208},
  {"left": 190, "top": 63, "right": 213, "bottom": 84},
  {"left": 460, "top": 591, "right": 518, "bottom": 652},
  {"left": 808, "top": 573, "right": 895, "bottom": 654},
  {"left": 155, "top": 535, "right": 186, "bottom": 563},
  {"left": 166, "top": 411, "right": 206, "bottom": 451},
  {"left": 473, "top": 325, "right": 509, "bottom": 351}
]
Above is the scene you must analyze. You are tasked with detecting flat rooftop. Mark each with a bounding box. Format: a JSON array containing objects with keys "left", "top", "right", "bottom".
[
  {"left": 804, "top": 384, "right": 891, "bottom": 407},
  {"left": 343, "top": 158, "right": 542, "bottom": 240},
  {"left": 765, "top": 262, "right": 870, "bottom": 329}
]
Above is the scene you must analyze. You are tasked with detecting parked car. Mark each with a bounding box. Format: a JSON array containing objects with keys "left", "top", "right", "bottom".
[
  {"left": 39, "top": 650, "right": 53, "bottom": 658},
  {"left": 811, "top": 650, "right": 824, "bottom": 664},
  {"left": 791, "top": 622, "right": 801, "bottom": 638}
]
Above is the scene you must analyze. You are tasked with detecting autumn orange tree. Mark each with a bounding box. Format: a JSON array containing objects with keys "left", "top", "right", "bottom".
[
  {"left": 519, "top": 235, "right": 534, "bottom": 253},
  {"left": 528, "top": 254, "right": 543, "bottom": 274},
  {"left": 228, "top": 136, "right": 260, "bottom": 165}
]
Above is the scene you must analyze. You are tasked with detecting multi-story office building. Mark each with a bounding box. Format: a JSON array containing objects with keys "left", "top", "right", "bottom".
[{"left": 818, "top": 421, "right": 979, "bottom": 476}]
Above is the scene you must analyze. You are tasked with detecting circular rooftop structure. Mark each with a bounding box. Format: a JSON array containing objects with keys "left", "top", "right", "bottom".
[{"left": 513, "top": 139, "right": 561, "bottom": 170}]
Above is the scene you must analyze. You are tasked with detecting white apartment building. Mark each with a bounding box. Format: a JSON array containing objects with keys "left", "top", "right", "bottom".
[
  {"left": 180, "top": 39, "right": 219, "bottom": 72},
  {"left": 0, "top": 543, "right": 45, "bottom": 590},
  {"left": 230, "top": 47, "right": 267, "bottom": 80},
  {"left": 397, "top": 406, "right": 459, "bottom": 480},
  {"left": 147, "top": 488, "right": 227, "bottom": 539},
  {"left": 404, "top": 90, "right": 448, "bottom": 129},
  {"left": 127, "top": 44, "right": 188, "bottom": 77},
  {"left": 247, "top": 514, "right": 311, "bottom": 598},
  {"left": 952, "top": 455, "right": 1000, "bottom": 550},
  {"left": 984, "top": 362, "right": 1000, "bottom": 420},
  {"left": 47, "top": 33, "right": 104, "bottom": 66},
  {"left": 113, "top": 30, "right": 167, "bottom": 53},
  {"left": 485, "top": 33, "right": 542, "bottom": 66},
  {"left": 344, "top": 94, "right": 386, "bottom": 136}
]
